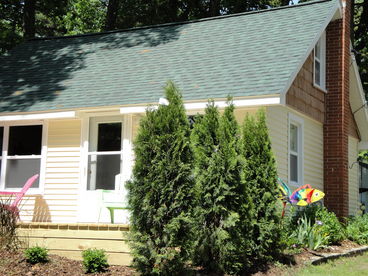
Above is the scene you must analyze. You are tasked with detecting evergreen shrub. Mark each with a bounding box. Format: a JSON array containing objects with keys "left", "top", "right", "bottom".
[
  {"left": 190, "top": 100, "right": 254, "bottom": 275},
  {"left": 241, "top": 109, "right": 283, "bottom": 264},
  {"left": 126, "top": 81, "right": 195, "bottom": 275}
]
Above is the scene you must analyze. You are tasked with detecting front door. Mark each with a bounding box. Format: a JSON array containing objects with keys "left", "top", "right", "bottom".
[{"left": 79, "top": 116, "right": 129, "bottom": 223}]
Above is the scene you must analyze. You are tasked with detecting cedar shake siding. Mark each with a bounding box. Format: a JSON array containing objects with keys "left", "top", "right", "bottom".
[{"left": 286, "top": 53, "right": 325, "bottom": 123}]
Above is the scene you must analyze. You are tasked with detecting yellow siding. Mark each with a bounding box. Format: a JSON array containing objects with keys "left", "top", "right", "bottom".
[
  {"left": 266, "top": 106, "right": 324, "bottom": 191},
  {"left": 20, "top": 119, "right": 82, "bottom": 223},
  {"left": 349, "top": 136, "right": 360, "bottom": 216},
  {"left": 266, "top": 106, "right": 288, "bottom": 182},
  {"left": 303, "top": 114, "right": 324, "bottom": 191},
  {"left": 132, "top": 114, "right": 142, "bottom": 140}
]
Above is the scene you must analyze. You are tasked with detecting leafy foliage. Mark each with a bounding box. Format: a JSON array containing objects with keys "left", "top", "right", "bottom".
[
  {"left": 299, "top": 205, "right": 344, "bottom": 244},
  {"left": 346, "top": 214, "right": 368, "bottom": 245},
  {"left": 353, "top": 0, "right": 368, "bottom": 95},
  {"left": 82, "top": 248, "right": 109, "bottom": 273},
  {"left": 25, "top": 246, "right": 49, "bottom": 264},
  {"left": 242, "top": 109, "right": 283, "bottom": 263},
  {"left": 190, "top": 100, "right": 254, "bottom": 275},
  {"left": 126, "top": 82, "right": 195, "bottom": 275},
  {"left": 62, "top": 0, "right": 105, "bottom": 35},
  {"left": 284, "top": 204, "right": 345, "bottom": 249},
  {"left": 289, "top": 215, "right": 328, "bottom": 250}
]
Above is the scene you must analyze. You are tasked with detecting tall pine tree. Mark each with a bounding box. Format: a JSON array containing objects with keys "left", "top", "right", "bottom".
[
  {"left": 241, "top": 109, "right": 283, "bottom": 265},
  {"left": 191, "top": 100, "right": 254, "bottom": 275},
  {"left": 126, "top": 82, "right": 195, "bottom": 275}
]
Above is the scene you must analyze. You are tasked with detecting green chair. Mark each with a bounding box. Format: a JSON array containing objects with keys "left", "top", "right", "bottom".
[{"left": 97, "top": 190, "right": 129, "bottom": 224}]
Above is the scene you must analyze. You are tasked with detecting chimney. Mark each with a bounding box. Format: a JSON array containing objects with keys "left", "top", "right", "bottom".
[{"left": 323, "top": 0, "right": 351, "bottom": 217}]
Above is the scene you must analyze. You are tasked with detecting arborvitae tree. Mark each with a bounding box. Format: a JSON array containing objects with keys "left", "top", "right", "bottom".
[
  {"left": 191, "top": 100, "right": 254, "bottom": 275},
  {"left": 126, "top": 81, "right": 195, "bottom": 275},
  {"left": 241, "top": 109, "right": 283, "bottom": 265}
]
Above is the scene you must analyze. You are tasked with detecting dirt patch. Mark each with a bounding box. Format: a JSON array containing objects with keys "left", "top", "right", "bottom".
[{"left": 0, "top": 250, "right": 135, "bottom": 276}]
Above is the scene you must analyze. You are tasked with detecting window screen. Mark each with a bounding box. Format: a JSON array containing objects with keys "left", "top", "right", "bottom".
[{"left": 8, "top": 125, "right": 42, "bottom": 155}]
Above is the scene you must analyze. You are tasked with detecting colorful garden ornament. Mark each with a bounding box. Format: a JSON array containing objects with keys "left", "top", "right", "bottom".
[{"left": 278, "top": 178, "right": 325, "bottom": 218}]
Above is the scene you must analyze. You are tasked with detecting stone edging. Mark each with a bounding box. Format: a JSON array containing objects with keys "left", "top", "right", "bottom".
[{"left": 307, "top": 246, "right": 368, "bottom": 265}]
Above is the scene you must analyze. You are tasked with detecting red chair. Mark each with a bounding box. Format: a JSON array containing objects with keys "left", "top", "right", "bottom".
[{"left": 0, "top": 174, "right": 39, "bottom": 218}]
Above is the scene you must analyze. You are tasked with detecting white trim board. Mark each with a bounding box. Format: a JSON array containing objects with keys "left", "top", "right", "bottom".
[
  {"left": 350, "top": 55, "right": 368, "bottom": 141},
  {"left": 0, "top": 111, "right": 76, "bottom": 121},
  {"left": 120, "top": 96, "right": 281, "bottom": 114}
]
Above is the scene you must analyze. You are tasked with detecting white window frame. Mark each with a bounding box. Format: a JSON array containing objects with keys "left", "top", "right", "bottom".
[
  {"left": 80, "top": 113, "right": 133, "bottom": 192},
  {"left": 0, "top": 120, "right": 47, "bottom": 194},
  {"left": 314, "top": 31, "right": 326, "bottom": 91},
  {"left": 288, "top": 113, "right": 304, "bottom": 188}
]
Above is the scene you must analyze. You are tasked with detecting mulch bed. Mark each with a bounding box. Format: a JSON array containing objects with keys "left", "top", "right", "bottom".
[
  {"left": 0, "top": 241, "right": 365, "bottom": 276},
  {"left": 0, "top": 250, "right": 135, "bottom": 276}
]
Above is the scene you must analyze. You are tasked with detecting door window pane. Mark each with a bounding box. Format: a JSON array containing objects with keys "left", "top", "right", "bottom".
[
  {"left": 5, "top": 159, "right": 40, "bottom": 188},
  {"left": 8, "top": 125, "right": 42, "bottom": 155},
  {"left": 87, "top": 154, "right": 120, "bottom": 190},
  {"left": 97, "top": 123, "right": 122, "bottom": 151}
]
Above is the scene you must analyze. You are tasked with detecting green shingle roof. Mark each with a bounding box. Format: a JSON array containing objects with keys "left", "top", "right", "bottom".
[{"left": 0, "top": 0, "right": 338, "bottom": 113}]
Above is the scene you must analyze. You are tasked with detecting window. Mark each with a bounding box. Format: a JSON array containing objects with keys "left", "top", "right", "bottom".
[
  {"left": 289, "top": 114, "right": 303, "bottom": 186},
  {"left": 0, "top": 124, "right": 43, "bottom": 190},
  {"left": 314, "top": 32, "right": 326, "bottom": 90},
  {"left": 87, "top": 117, "right": 123, "bottom": 191}
]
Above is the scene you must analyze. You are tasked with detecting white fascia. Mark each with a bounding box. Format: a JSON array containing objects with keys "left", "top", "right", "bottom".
[
  {"left": 0, "top": 111, "right": 76, "bottom": 121},
  {"left": 120, "top": 96, "right": 280, "bottom": 114},
  {"left": 351, "top": 56, "right": 368, "bottom": 142}
]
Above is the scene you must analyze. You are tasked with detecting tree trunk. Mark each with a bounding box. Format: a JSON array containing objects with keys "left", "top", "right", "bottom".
[
  {"left": 209, "top": 0, "right": 221, "bottom": 16},
  {"left": 24, "top": 0, "right": 36, "bottom": 39},
  {"left": 105, "top": 0, "right": 120, "bottom": 31}
]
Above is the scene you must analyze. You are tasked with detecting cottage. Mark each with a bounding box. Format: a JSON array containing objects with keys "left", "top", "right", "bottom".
[{"left": 0, "top": 0, "right": 366, "bottom": 264}]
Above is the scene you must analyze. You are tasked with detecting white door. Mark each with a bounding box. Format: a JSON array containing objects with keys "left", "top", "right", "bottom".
[{"left": 79, "top": 116, "right": 129, "bottom": 223}]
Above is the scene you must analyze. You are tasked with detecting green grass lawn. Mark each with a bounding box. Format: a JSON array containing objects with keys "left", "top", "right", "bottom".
[{"left": 288, "top": 252, "right": 368, "bottom": 276}]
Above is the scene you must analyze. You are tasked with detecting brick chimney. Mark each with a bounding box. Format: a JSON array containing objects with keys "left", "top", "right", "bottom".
[{"left": 323, "top": 0, "right": 351, "bottom": 217}]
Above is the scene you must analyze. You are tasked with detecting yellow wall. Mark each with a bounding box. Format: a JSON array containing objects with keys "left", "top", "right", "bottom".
[
  {"left": 20, "top": 119, "right": 82, "bottom": 222},
  {"left": 15, "top": 106, "right": 330, "bottom": 223},
  {"left": 266, "top": 106, "right": 288, "bottom": 182},
  {"left": 349, "top": 136, "right": 360, "bottom": 216},
  {"left": 303, "top": 112, "right": 324, "bottom": 191}
]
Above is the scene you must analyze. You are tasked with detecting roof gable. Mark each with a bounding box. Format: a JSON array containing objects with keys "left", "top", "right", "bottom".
[{"left": 0, "top": 0, "right": 339, "bottom": 113}]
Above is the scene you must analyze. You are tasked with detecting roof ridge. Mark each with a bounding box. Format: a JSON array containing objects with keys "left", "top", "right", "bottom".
[{"left": 29, "top": 0, "right": 334, "bottom": 42}]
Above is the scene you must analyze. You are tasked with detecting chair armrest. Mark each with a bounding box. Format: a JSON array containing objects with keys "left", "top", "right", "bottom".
[{"left": 0, "top": 191, "right": 20, "bottom": 196}]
